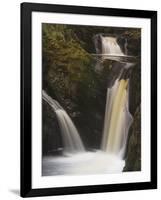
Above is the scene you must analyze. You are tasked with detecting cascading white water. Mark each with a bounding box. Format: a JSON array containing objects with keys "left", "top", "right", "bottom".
[
  {"left": 42, "top": 90, "right": 85, "bottom": 153},
  {"left": 101, "top": 78, "right": 133, "bottom": 156},
  {"left": 101, "top": 36, "right": 124, "bottom": 56},
  {"left": 100, "top": 36, "right": 133, "bottom": 157},
  {"left": 93, "top": 35, "right": 130, "bottom": 70}
]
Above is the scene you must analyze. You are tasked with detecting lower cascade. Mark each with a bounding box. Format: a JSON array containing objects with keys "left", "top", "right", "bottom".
[
  {"left": 43, "top": 91, "right": 85, "bottom": 153},
  {"left": 42, "top": 35, "right": 134, "bottom": 176}
]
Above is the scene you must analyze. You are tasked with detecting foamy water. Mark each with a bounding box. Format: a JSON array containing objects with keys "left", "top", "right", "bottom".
[{"left": 42, "top": 151, "right": 125, "bottom": 176}]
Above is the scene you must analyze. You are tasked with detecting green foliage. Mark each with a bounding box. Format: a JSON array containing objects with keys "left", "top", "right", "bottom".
[{"left": 42, "top": 23, "right": 94, "bottom": 102}]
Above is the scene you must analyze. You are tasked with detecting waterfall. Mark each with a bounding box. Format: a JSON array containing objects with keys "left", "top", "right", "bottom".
[
  {"left": 98, "top": 36, "right": 133, "bottom": 156},
  {"left": 93, "top": 35, "right": 130, "bottom": 71},
  {"left": 42, "top": 90, "right": 85, "bottom": 153},
  {"left": 101, "top": 36, "right": 124, "bottom": 56},
  {"left": 101, "top": 77, "right": 133, "bottom": 156}
]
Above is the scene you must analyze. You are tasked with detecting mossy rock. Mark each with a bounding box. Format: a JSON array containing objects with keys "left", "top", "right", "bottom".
[{"left": 124, "top": 106, "right": 141, "bottom": 171}]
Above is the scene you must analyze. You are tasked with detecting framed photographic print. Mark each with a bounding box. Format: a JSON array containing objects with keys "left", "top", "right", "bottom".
[{"left": 21, "top": 2, "right": 157, "bottom": 197}]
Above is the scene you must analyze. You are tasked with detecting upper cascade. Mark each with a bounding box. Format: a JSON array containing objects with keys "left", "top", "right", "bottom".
[{"left": 101, "top": 36, "right": 124, "bottom": 56}]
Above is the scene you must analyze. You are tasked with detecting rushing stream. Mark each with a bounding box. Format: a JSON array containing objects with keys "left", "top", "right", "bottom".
[{"left": 42, "top": 35, "right": 134, "bottom": 176}]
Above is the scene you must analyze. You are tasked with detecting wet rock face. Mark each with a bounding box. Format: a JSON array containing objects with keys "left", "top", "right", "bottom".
[
  {"left": 93, "top": 34, "right": 102, "bottom": 54},
  {"left": 129, "top": 62, "right": 141, "bottom": 116},
  {"left": 124, "top": 106, "right": 141, "bottom": 171}
]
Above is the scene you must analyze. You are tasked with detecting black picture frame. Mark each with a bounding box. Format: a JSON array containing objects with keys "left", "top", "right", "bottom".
[{"left": 21, "top": 2, "right": 157, "bottom": 197}]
